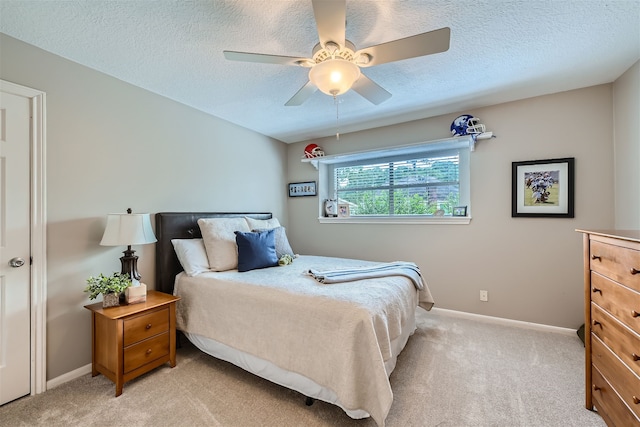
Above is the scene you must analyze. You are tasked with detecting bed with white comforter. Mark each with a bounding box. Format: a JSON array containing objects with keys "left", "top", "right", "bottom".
[{"left": 155, "top": 212, "right": 434, "bottom": 427}]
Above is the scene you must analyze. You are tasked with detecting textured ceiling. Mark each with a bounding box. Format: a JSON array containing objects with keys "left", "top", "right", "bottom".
[{"left": 1, "top": 1, "right": 639, "bottom": 143}]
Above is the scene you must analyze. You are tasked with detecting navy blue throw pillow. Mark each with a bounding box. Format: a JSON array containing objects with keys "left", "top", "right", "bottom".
[{"left": 235, "top": 229, "right": 278, "bottom": 272}]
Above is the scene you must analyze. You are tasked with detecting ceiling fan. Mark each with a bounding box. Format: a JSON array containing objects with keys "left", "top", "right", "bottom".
[{"left": 223, "top": 0, "right": 450, "bottom": 106}]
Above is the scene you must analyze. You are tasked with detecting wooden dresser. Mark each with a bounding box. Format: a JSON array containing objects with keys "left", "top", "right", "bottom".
[
  {"left": 577, "top": 229, "right": 640, "bottom": 426},
  {"left": 85, "top": 290, "right": 180, "bottom": 396}
]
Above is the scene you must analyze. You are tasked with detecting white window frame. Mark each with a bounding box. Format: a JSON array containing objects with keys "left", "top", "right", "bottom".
[{"left": 304, "top": 136, "right": 473, "bottom": 224}]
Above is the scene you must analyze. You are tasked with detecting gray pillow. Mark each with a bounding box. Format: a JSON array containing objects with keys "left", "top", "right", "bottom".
[{"left": 252, "top": 226, "right": 294, "bottom": 258}]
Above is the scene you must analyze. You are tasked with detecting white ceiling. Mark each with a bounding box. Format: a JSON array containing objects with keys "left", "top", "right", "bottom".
[{"left": 1, "top": 1, "right": 639, "bottom": 143}]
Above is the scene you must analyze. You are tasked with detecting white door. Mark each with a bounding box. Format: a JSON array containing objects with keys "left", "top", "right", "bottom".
[{"left": 0, "top": 89, "right": 31, "bottom": 405}]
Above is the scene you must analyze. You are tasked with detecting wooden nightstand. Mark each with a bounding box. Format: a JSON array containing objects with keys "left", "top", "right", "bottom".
[{"left": 84, "top": 290, "right": 180, "bottom": 396}]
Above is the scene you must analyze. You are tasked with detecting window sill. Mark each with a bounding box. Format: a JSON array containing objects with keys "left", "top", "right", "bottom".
[{"left": 317, "top": 216, "right": 471, "bottom": 225}]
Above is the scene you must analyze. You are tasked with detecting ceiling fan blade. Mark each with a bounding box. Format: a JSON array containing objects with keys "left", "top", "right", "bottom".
[
  {"left": 312, "top": 0, "right": 346, "bottom": 48},
  {"left": 356, "top": 27, "right": 451, "bottom": 68},
  {"left": 224, "top": 50, "right": 311, "bottom": 66},
  {"left": 285, "top": 81, "right": 318, "bottom": 106},
  {"left": 351, "top": 74, "right": 392, "bottom": 105}
]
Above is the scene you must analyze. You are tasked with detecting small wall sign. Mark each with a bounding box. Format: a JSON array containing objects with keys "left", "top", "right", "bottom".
[{"left": 288, "top": 181, "right": 317, "bottom": 197}]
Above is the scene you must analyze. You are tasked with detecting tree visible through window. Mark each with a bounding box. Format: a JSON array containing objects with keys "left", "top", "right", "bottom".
[{"left": 332, "top": 152, "right": 460, "bottom": 216}]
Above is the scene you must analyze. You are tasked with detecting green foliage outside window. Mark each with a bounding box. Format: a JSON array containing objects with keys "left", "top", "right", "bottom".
[{"left": 334, "top": 154, "right": 460, "bottom": 216}]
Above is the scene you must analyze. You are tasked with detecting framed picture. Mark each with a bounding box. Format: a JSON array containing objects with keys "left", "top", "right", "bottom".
[
  {"left": 512, "top": 157, "right": 574, "bottom": 218},
  {"left": 288, "top": 181, "right": 317, "bottom": 197},
  {"left": 337, "top": 203, "right": 350, "bottom": 218},
  {"left": 452, "top": 206, "right": 467, "bottom": 216}
]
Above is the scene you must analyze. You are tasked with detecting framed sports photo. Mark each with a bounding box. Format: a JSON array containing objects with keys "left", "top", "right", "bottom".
[
  {"left": 511, "top": 157, "right": 574, "bottom": 218},
  {"left": 288, "top": 181, "right": 317, "bottom": 197}
]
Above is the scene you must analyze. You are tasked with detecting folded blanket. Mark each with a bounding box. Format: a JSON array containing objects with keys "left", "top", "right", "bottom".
[{"left": 307, "top": 261, "right": 424, "bottom": 290}]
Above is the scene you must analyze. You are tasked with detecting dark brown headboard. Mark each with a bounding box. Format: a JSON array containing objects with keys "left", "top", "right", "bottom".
[{"left": 154, "top": 212, "right": 273, "bottom": 294}]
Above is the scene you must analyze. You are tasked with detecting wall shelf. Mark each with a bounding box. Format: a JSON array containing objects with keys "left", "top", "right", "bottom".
[{"left": 301, "top": 134, "right": 491, "bottom": 170}]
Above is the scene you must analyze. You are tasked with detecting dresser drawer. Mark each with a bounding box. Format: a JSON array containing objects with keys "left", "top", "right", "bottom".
[
  {"left": 590, "top": 239, "right": 640, "bottom": 292},
  {"left": 124, "top": 332, "right": 169, "bottom": 374},
  {"left": 592, "top": 334, "right": 640, "bottom": 419},
  {"left": 591, "top": 303, "right": 640, "bottom": 378},
  {"left": 123, "top": 307, "right": 169, "bottom": 347},
  {"left": 592, "top": 366, "right": 640, "bottom": 427},
  {"left": 591, "top": 272, "right": 640, "bottom": 334}
]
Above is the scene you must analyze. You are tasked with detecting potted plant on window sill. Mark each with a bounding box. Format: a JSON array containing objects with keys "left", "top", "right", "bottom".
[{"left": 85, "top": 272, "right": 132, "bottom": 308}]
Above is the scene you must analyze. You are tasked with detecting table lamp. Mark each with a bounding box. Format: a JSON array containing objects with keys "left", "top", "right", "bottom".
[{"left": 100, "top": 208, "right": 156, "bottom": 303}]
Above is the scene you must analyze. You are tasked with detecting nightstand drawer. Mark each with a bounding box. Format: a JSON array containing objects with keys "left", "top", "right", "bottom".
[
  {"left": 592, "top": 334, "right": 640, "bottom": 419},
  {"left": 591, "top": 303, "right": 640, "bottom": 378},
  {"left": 590, "top": 240, "right": 640, "bottom": 292},
  {"left": 591, "top": 272, "right": 640, "bottom": 334},
  {"left": 124, "top": 307, "right": 169, "bottom": 346},
  {"left": 124, "top": 332, "right": 169, "bottom": 373}
]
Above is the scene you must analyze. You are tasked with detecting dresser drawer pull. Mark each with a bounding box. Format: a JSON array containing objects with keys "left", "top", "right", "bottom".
[
  {"left": 634, "top": 396, "right": 639, "bottom": 405},
  {"left": 591, "top": 287, "right": 602, "bottom": 294},
  {"left": 146, "top": 349, "right": 152, "bottom": 355},
  {"left": 593, "top": 384, "right": 601, "bottom": 391},
  {"left": 591, "top": 255, "right": 601, "bottom": 261},
  {"left": 592, "top": 320, "right": 601, "bottom": 327},
  {"left": 146, "top": 324, "right": 152, "bottom": 329},
  {"left": 632, "top": 268, "right": 639, "bottom": 275},
  {"left": 633, "top": 310, "right": 639, "bottom": 318},
  {"left": 633, "top": 353, "right": 640, "bottom": 362}
]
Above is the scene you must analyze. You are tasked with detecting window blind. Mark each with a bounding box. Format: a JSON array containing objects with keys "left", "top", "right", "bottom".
[{"left": 331, "top": 150, "right": 461, "bottom": 216}]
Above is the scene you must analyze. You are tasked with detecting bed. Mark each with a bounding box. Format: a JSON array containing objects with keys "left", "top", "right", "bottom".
[{"left": 155, "top": 212, "right": 434, "bottom": 427}]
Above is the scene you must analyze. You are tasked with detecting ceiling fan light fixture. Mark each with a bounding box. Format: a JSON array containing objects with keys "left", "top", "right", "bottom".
[{"left": 309, "top": 58, "right": 361, "bottom": 97}]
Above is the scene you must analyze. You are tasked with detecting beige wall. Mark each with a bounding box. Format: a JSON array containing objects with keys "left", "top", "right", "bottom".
[
  {"left": 613, "top": 60, "right": 640, "bottom": 229},
  {"left": 0, "top": 34, "right": 288, "bottom": 380},
  {"left": 1, "top": 31, "right": 635, "bottom": 382},
  {"left": 287, "top": 84, "right": 618, "bottom": 329}
]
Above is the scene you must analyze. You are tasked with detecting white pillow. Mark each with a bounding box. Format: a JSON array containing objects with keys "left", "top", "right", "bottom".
[
  {"left": 198, "top": 217, "right": 250, "bottom": 271},
  {"left": 171, "top": 239, "right": 210, "bottom": 276},
  {"left": 244, "top": 216, "right": 281, "bottom": 230}
]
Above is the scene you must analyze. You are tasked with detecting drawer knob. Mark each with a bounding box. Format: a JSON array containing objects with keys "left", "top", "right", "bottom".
[
  {"left": 146, "top": 349, "right": 152, "bottom": 355},
  {"left": 631, "top": 268, "right": 639, "bottom": 275},
  {"left": 591, "top": 255, "right": 601, "bottom": 261},
  {"left": 593, "top": 384, "right": 601, "bottom": 391},
  {"left": 592, "top": 320, "right": 601, "bottom": 327},
  {"left": 591, "top": 287, "right": 602, "bottom": 294},
  {"left": 633, "top": 310, "right": 639, "bottom": 318},
  {"left": 633, "top": 353, "right": 640, "bottom": 362},
  {"left": 146, "top": 324, "right": 152, "bottom": 329},
  {"left": 634, "top": 396, "right": 639, "bottom": 405}
]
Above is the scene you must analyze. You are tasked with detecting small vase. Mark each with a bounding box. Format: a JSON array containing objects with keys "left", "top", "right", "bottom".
[{"left": 102, "top": 292, "right": 120, "bottom": 308}]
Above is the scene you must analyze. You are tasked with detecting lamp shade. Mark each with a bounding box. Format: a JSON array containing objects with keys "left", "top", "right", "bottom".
[
  {"left": 100, "top": 213, "right": 157, "bottom": 246},
  {"left": 309, "top": 58, "right": 361, "bottom": 96}
]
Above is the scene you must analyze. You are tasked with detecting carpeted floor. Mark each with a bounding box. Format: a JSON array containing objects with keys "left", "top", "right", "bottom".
[{"left": 0, "top": 308, "right": 605, "bottom": 427}]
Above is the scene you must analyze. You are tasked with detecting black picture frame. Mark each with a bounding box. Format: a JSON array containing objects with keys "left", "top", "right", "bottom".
[
  {"left": 452, "top": 206, "right": 467, "bottom": 217},
  {"left": 288, "top": 181, "right": 317, "bottom": 197},
  {"left": 511, "top": 157, "right": 574, "bottom": 218}
]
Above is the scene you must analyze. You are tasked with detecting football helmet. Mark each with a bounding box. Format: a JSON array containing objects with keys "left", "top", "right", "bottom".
[
  {"left": 304, "top": 143, "right": 325, "bottom": 158},
  {"left": 450, "top": 114, "right": 485, "bottom": 136},
  {"left": 465, "top": 117, "right": 486, "bottom": 134}
]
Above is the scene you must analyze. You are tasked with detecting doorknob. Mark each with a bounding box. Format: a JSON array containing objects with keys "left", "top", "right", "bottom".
[{"left": 9, "top": 257, "right": 25, "bottom": 268}]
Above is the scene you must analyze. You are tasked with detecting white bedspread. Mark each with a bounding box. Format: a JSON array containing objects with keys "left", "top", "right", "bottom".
[{"left": 174, "top": 255, "right": 434, "bottom": 426}]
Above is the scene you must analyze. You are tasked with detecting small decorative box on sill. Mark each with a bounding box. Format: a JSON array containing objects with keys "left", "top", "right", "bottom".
[{"left": 125, "top": 283, "right": 147, "bottom": 304}]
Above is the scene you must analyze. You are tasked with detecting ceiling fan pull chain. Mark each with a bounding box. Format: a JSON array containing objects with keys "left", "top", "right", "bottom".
[{"left": 334, "top": 95, "right": 340, "bottom": 140}]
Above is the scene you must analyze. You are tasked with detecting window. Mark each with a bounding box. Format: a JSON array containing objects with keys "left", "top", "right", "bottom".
[
  {"left": 306, "top": 136, "right": 473, "bottom": 223},
  {"left": 331, "top": 150, "right": 463, "bottom": 216}
]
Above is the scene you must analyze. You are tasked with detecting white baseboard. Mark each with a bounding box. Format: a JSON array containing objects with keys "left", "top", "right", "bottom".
[
  {"left": 431, "top": 307, "right": 578, "bottom": 336},
  {"left": 46, "top": 363, "right": 92, "bottom": 390}
]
